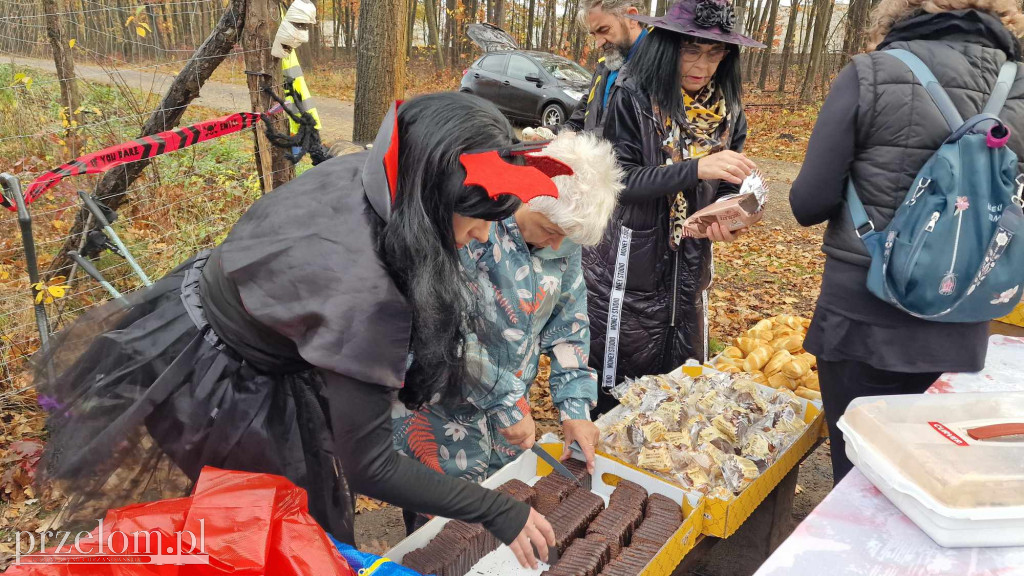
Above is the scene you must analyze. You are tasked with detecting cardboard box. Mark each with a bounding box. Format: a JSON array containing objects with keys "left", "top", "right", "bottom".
[
  {"left": 997, "top": 301, "right": 1024, "bottom": 328},
  {"left": 596, "top": 367, "right": 825, "bottom": 539},
  {"left": 386, "top": 443, "right": 704, "bottom": 576}
]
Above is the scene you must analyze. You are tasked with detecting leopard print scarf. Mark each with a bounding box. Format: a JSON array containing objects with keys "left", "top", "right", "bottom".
[{"left": 655, "top": 81, "right": 728, "bottom": 249}]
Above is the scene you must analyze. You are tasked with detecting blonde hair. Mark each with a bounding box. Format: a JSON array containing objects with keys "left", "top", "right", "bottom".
[
  {"left": 528, "top": 131, "right": 623, "bottom": 247},
  {"left": 867, "top": 0, "right": 1024, "bottom": 50}
]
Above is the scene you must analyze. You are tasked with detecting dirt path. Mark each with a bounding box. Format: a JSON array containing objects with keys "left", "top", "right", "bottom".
[{"left": 2, "top": 54, "right": 356, "bottom": 144}]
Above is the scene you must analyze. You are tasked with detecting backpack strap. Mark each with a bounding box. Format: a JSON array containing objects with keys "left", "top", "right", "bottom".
[
  {"left": 884, "top": 49, "right": 964, "bottom": 131},
  {"left": 983, "top": 61, "right": 1019, "bottom": 116},
  {"left": 846, "top": 179, "right": 876, "bottom": 240}
]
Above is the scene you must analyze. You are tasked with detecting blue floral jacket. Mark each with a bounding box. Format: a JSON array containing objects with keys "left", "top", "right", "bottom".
[{"left": 392, "top": 217, "right": 598, "bottom": 480}]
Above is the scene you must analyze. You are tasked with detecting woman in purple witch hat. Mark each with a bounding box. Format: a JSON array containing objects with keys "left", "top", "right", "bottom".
[{"left": 584, "top": 0, "right": 765, "bottom": 412}]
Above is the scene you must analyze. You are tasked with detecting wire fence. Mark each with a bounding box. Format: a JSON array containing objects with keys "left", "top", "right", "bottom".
[{"left": 0, "top": 0, "right": 297, "bottom": 405}]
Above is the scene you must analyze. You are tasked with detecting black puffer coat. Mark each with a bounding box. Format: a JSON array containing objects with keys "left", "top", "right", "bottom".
[{"left": 583, "top": 75, "right": 748, "bottom": 387}]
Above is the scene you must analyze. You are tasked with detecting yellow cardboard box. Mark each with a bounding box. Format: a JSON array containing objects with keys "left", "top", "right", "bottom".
[
  {"left": 700, "top": 406, "right": 825, "bottom": 537},
  {"left": 998, "top": 302, "right": 1024, "bottom": 328}
]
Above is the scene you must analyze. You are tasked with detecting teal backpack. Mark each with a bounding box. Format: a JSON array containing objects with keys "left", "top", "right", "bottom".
[{"left": 848, "top": 49, "right": 1024, "bottom": 322}]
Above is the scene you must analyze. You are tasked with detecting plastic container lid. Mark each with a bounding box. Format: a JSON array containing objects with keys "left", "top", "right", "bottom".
[{"left": 838, "top": 392, "right": 1024, "bottom": 519}]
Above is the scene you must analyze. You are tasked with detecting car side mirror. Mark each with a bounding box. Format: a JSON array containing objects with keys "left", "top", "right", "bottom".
[{"left": 525, "top": 75, "right": 542, "bottom": 85}]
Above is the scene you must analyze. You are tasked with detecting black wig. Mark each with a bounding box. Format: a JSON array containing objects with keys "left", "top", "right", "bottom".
[
  {"left": 627, "top": 27, "right": 743, "bottom": 119},
  {"left": 375, "top": 92, "right": 521, "bottom": 410}
]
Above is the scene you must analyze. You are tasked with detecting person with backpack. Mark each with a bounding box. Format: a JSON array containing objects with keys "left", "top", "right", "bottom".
[{"left": 790, "top": 0, "right": 1024, "bottom": 483}]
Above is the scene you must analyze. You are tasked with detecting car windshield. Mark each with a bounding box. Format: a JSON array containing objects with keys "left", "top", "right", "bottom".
[{"left": 539, "top": 57, "right": 590, "bottom": 84}]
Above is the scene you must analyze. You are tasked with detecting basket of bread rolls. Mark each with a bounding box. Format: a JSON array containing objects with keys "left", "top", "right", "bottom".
[{"left": 712, "top": 315, "right": 821, "bottom": 403}]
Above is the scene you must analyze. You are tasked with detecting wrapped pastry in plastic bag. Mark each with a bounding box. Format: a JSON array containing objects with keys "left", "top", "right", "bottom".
[{"left": 721, "top": 454, "right": 761, "bottom": 494}]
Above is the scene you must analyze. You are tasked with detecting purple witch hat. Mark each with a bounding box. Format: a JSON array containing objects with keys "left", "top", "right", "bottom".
[{"left": 630, "top": 0, "right": 766, "bottom": 48}]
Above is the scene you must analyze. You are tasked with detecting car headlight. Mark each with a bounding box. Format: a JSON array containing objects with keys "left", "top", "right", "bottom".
[{"left": 563, "top": 89, "right": 585, "bottom": 102}]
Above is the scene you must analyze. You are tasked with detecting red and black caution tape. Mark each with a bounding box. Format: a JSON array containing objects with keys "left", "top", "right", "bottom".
[{"left": 3, "top": 110, "right": 269, "bottom": 211}]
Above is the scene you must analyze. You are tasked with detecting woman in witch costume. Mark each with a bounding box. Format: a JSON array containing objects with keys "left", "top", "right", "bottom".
[
  {"left": 36, "top": 93, "right": 560, "bottom": 568},
  {"left": 584, "top": 0, "right": 763, "bottom": 413}
]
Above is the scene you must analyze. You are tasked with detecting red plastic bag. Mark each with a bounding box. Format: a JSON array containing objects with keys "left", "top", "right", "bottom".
[{"left": 7, "top": 467, "right": 356, "bottom": 576}]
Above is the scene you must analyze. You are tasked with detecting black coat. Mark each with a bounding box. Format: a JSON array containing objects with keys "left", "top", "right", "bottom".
[{"left": 584, "top": 75, "right": 748, "bottom": 385}]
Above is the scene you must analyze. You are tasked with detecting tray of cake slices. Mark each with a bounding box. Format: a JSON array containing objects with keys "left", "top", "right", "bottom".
[{"left": 386, "top": 442, "right": 705, "bottom": 576}]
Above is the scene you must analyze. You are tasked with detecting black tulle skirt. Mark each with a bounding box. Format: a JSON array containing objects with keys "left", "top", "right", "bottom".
[{"left": 36, "top": 251, "right": 355, "bottom": 542}]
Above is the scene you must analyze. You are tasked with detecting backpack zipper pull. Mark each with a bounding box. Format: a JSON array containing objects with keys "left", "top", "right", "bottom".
[
  {"left": 909, "top": 178, "right": 932, "bottom": 205},
  {"left": 925, "top": 211, "right": 940, "bottom": 232}
]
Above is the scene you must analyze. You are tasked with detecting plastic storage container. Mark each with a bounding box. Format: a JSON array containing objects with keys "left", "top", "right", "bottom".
[{"left": 838, "top": 392, "right": 1024, "bottom": 548}]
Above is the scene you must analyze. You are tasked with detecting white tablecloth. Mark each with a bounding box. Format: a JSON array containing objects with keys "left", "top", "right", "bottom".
[{"left": 754, "top": 335, "right": 1024, "bottom": 576}]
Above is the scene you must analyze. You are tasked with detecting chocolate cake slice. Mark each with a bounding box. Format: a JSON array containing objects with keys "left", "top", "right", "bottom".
[
  {"left": 562, "top": 458, "right": 592, "bottom": 490},
  {"left": 547, "top": 487, "right": 606, "bottom": 557},
  {"left": 534, "top": 473, "right": 578, "bottom": 515}
]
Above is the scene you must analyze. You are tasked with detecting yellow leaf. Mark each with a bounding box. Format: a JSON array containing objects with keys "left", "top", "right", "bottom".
[
  {"left": 69, "top": 39, "right": 76, "bottom": 48},
  {"left": 14, "top": 72, "right": 25, "bottom": 82},
  {"left": 136, "top": 26, "right": 147, "bottom": 38},
  {"left": 47, "top": 285, "right": 67, "bottom": 299},
  {"left": 35, "top": 291, "right": 44, "bottom": 305},
  {"left": 93, "top": 107, "right": 102, "bottom": 116},
  {"left": 140, "top": 22, "right": 152, "bottom": 32},
  {"left": 125, "top": 15, "right": 135, "bottom": 25},
  {"left": 23, "top": 77, "right": 32, "bottom": 89}
]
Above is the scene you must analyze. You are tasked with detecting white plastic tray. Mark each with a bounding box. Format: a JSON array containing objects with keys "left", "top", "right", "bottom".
[
  {"left": 386, "top": 445, "right": 702, "bottom": 575},
  {"left": 839, "top": 392, "right": 1024, "bottom": 548}
]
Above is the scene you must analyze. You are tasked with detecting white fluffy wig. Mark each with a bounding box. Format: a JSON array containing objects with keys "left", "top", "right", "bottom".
[{"left": 528, "top": 131, "right": 624, "bottom": 246}]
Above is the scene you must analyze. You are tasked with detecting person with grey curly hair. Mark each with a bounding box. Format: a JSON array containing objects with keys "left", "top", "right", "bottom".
[
  {"left": 394, "top": 131, "right": 623, "bottom": 534},
  {"left": 557, "top": 0, "right": 649, "bottom": 134}
]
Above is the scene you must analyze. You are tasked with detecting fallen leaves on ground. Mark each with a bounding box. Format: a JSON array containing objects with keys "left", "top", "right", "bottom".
[
  {"left": 710, "top": 222, "right": 825, "bottom": 344},
  {"left": 356, "top": 495, "right": 385, "bottom": 514},
  {"left": 744, "top": 101, "right": 820, "bottom": 164}
]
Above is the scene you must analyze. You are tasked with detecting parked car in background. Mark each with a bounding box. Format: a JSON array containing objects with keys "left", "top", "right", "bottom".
[{"left": 460, "top": 23, "right": 591, "bottom": 127}]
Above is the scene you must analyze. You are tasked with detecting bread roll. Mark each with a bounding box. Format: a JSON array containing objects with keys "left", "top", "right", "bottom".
[
  {"left": 780, "top": 335, "right": 804, "bottom": 354},
  {"left": 764, "top": 350, "right": 793, "bottom": 377},
  {"left": 750, "top": 371, "right": 769, "bottom": 386},
  {"left": 795, "top": 386, "right": 822, "bottom": 401},
  {"left": 721, "top": 346, "right": 744, "bottom": 359},
  {"left": 743, "top": 346, "right": 773, "bottom": 372},
  {"left": 797, "top": 352, "right": 817, "bottom": 369},
  {"left": 718, "top": 364, "right": 742, "bottom": 374},
  {"left": 768, "top": 373, "right": 791, "bottom": 390},
  {"left": 801, "top": 318, "right": 812, "bottom": 329},
  {"left": 782, "top": 357, "right": 811, "bottom": 380},
  {"left": 798, "top": 371, "right": 819, "bottom": 391},
  {"left": 753, "top": 319, "right": 774, "bottom": 332},
  {"left": 736, "top": 337, "right": 761, "bottom": 356},
  {"left": 778, "top": 315, "right": 804, "bottom": 330}
]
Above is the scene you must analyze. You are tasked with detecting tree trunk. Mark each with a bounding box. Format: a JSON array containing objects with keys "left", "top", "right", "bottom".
[
  {"left": 446, "top": 0, "right": 458, "bottom": 69},
  {"left": 494, "top": 0, "right": 505, "bottom": 27},
  {"left": 798, "top": 0, "right": 817, "bottom": 70},
  {"left": 407, "top": 0, "right": 418, "bottom": 57},
  {"left": 800, "top": 0, "right": 830, "bottom": 101},
  {"left": 424, "top": 0, "right": 445, "bottom": 68},
  {"left": 353, "top": 0, "right": 408, "bottom": 142},
  {"left": 734, "top": 0, "right": 747, "bottom": 33},
  {"left": 242, "top": 0, "right": 294, "bottom": 194},
  {"left": 41, "top": 0, "right": 83, "bottom": 157},
  {"left": 744, "top": 0, "right": 765, "bottom": 79},
  {"left": 777, "top": 0, "right": 802, "bottom": 92},
  {"left": 526, "top": 0, "right": 536, "bottom": 49},
  {"left": 540, "top": 0, "right": 550, "bottom": 50},
  {"left": 46, "top": 0, "right": 248, "bottom": 280},
  {"left": 656, "top": 0, "right": 669, "bottom": 17},
  {"left": 757, "top": 0, "right": 781, "bottom": 89},
  {"left": 843, "top": 0, "right": 870, "bottom": 60}
]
